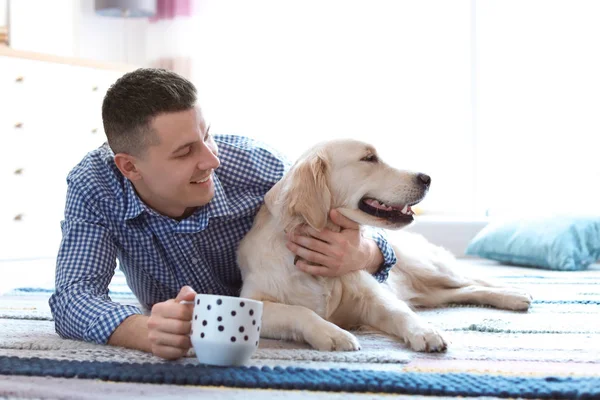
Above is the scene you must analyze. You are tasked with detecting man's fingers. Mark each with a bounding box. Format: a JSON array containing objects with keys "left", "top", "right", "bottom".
[
  {"left": 148, "top": 316, "right": 192, "bottom": 335},
  {"left": 286, "top": 242, "right": 333, "bottom": 269},
  {"left": 330, "top": 209, "right": 359, "bottom": 230},
  {"left": 148, "top": 291, "right": 196, "bottom": 361},
  {"left": 289, "top": 234, "right": 331, "bottom": 256},
  {"left": 151, "top": 344, "right": 190, "bottom": 360},
  {"left": 175, "top": 285, "right": 196, "bottom": 303},
  {"left": 295, "top": 260, "right": 335, "bottom": 277},
  {"left": 149, "top": 330, "right": 192, "bottom": 350},
  {"left": 152, "top": 301, "right": 194, "bottom": 321},
  {"left": 302, "top": 226, "right": 336, "bottom": 243}
]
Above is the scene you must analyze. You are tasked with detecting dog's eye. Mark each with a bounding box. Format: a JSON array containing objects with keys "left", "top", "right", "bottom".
[{"left": 360, "top": 154, "right": 378, "bottom": 163}]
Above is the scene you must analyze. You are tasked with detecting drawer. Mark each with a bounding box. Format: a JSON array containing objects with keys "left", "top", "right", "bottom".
[
  {"left": 69, "top": 64, "right": 127, "bottom": 96},
  {"left": 0, "top": 161, "right": 69, "bottom": 217},
  {"left": 0, "top": 110, "right": 107, "bottom": 176},
  {"left": 0, "top": 203, "right": 64, "bottom": 260},
  {"left": 67, "top": 65, "right": 128, "bottom": 128},
  {"left": 0, "top": 162, "right": 70, "bottom": 260},
  {"left": 0, "top": 57, "right": 121, "bottom": 144},
  {"left": 0, "top": 114, "right": 64, "bottom": 174},
  {"left": 0, "top": 56, "right": 80, "bottom": 110}
]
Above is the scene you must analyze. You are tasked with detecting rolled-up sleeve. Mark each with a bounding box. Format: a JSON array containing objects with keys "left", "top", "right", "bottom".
[
  {"left": 362, "top": 227, "right": 398, "bottom": 283},
  {"left": 49, "top": 185, "right": 141, "bottom": 344}
]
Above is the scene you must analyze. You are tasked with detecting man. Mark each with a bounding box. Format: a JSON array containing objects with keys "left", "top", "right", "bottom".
[{"left": 49, "top": 68, "right": 397, "bottom": 360}]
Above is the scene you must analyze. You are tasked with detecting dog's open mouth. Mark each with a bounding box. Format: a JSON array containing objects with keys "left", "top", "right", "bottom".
[{"left": 359, "top": 198, "right": 416, "bottom": 222}]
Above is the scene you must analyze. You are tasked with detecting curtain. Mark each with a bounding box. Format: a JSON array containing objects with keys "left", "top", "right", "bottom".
[{"left": 147, "top": 0, "right": 194, "bottom": 79}]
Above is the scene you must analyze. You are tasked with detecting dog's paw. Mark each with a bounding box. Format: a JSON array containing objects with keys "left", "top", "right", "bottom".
[
  {"left": 499, "top": 289, "right": 533, "bottom": 311},
  {"left": 306, "top": 325, "right": 361, "bottom": 351},
  {"left": 404, "top": 324, "right": 448, "bottom": 353}
]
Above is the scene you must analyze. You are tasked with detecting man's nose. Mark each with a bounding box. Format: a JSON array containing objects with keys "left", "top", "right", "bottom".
[{"left": 197, "top": 144, "right": 220, "bottom": 170}]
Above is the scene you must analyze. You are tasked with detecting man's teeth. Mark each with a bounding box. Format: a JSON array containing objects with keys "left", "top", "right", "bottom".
[{"left": 192, "top": 175, "right": 211, "bottom": 184}]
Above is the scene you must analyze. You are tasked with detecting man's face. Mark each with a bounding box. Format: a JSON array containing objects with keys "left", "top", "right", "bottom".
[{"left": 132, "top": 107, "right": 220, "bottom": 219}]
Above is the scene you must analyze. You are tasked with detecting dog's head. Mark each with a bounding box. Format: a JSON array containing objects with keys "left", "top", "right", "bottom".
[{"left": 264, "top": 139, "right": 430, "bottom": 232}]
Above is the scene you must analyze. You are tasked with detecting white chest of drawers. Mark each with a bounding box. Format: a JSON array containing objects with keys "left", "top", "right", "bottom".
[{"left": 0, "top": 48, "right": 134, "bottom": 260}]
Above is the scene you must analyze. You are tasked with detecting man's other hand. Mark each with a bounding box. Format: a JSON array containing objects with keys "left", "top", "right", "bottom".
[{"left": 147, "top": 285, "right": 196, "bottom": 360}]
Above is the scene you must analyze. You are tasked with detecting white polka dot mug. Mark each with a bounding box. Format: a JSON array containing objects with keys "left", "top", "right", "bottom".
[{"left": 185, "top": 294, "right": 263, "bottom": 366}]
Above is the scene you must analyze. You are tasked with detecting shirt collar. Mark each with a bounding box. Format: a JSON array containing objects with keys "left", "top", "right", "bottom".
[
  {"left": 174, "top": 173, "right": 231, "bottom": 233},
  {"left": 124, "top": 178, "right": 145, "bottom": 221},
  {"left": 123, "top": 172, "right": 231, "bottom": 232}
]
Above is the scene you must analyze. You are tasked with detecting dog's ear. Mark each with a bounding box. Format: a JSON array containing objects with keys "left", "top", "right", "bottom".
[{"left": 265, "top": 151, "right": 331, "bottom": 233}]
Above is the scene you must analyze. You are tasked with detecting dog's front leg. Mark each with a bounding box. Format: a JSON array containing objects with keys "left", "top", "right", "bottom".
[
  {"left": 360, "top": 290, "right": 447, "bottom": 352},
  {"left": 261, "top": 301, "right": 360, "bottom": 351}
]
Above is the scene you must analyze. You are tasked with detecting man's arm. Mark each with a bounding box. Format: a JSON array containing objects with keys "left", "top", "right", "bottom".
[
  {"left": 107, "top": 314, "right": 151, "bottom": 352},
  {"left": 363, "top": 238, "right": 385, "bottom": 275},
  {"left": 49, "top": 185, "right": 143, "bottom": 344},
  {"left": 50, "top": 184, "right": 198, "bottom": 360},
  {"left": 362, "top": 225, "right": 398, "bottom": 282}
]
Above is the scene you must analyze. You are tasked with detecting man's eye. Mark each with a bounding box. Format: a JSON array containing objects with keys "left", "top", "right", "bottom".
[{"left": 177, "top": 148, "right": 192, "bottom": 158}]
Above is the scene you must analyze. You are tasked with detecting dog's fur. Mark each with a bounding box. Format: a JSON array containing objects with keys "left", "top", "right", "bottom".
[{"left": 237, "top": 139, "right": 532, "bottom": 352}]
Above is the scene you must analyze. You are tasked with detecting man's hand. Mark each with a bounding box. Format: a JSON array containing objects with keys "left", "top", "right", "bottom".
[
  {"left": 286, "top": 209, "right": 383, "bottom": 277},
  {"left": 147, "top": 286, "right": 196, "bottom": 360}
]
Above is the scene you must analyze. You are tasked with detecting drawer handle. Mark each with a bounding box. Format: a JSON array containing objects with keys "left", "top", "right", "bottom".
[
  {"left": 14, "top": 122, "right": 23, "bottom": 128},
  {"left": 14, "top": 214, "right": 24, "bottom": 221},
  {"left": 91, "top": 128, "right": 98, "bottom": 134},
  {"left": 15, "top": 76, "right": 24, "bottom": 83},
  {"left": 92, "top": 86, "right": 98, "bottom": 91},
  {"left": 14, "top": 168, "right": 24, "bottom": 175}
]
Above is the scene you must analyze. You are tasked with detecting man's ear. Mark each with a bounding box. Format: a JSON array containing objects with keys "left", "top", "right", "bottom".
[{"left": 114, "top": 153, "right": 142, "bottom": 181}]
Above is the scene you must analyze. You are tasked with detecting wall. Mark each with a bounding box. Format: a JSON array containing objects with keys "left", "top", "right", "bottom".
[
  {"left": 0, "top": 0, "right": 7, "bottom": 30},
  {"left": 9, "top": 0, "right": 77, "bottom": 56},
  {"left": 76, "top": 0, "right": 148, "bottom": 65},
  {"left": 189, "top": 0, "right": 475, "bottom": 216},
  {"left": 8, "top": 0, "right": 147, "bottom": 65},
  {"left": 475, "top": 0, "right": 600, "bottom": 217}
]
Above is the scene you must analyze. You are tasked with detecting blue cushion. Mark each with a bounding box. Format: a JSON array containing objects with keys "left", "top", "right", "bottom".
[{"left": 465, "top": 216, "right": 600, "bottom": 271}]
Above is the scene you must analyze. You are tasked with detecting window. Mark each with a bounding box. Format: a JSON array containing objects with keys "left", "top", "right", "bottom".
[
  {"left": 186, "top": 0, "right": 599, "bottom": 218},
  {"left": 476, "top": 0, "right": 600, "bottom": 217}
]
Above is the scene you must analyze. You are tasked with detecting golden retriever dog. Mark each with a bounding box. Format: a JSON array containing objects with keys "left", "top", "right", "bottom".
[{"left": 236, "top": 139, "right": 532, "bottom": 352}]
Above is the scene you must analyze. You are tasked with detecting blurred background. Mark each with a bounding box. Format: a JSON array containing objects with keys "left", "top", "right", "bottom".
[{"left": 1, "top": 0, "right": 598, "bottom": 219}]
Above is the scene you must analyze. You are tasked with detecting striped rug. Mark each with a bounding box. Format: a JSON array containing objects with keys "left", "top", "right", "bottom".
[{"left": 1, "top": 259, "right": 599, "bottom": 398}]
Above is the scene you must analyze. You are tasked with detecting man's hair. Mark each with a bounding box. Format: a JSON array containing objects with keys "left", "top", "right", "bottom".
[{"left": 102, "top": 68, "right": 197, "bottom": 156}]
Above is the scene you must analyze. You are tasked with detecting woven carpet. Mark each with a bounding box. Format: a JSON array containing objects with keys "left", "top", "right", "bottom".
[{"left": 1, "top": 258, "right": 599, "bottom": 399}]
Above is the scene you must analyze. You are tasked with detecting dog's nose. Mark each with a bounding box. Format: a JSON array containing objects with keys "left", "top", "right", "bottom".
[{"left": 417, "top": 173, "right": 431, "bottom": 188}]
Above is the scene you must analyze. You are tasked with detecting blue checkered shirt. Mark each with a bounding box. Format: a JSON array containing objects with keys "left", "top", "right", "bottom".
[{"left": 49, "top": 135, "right": 397, "bottom": 344}]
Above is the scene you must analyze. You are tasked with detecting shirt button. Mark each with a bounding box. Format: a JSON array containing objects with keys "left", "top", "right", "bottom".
[{"left": 191, "top": 258, "right": 199, "bottom": 264}]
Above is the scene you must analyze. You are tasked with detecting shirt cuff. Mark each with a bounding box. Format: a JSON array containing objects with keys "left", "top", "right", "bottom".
[
  {"left": 87, "top": 304, "right": 144, "bottom": 344},
  {"left": 363, "top": 228, "right": 397, "bottom": 283},
  {"left": 50, "top": 290, "right": 143, "bottom": 345}
]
